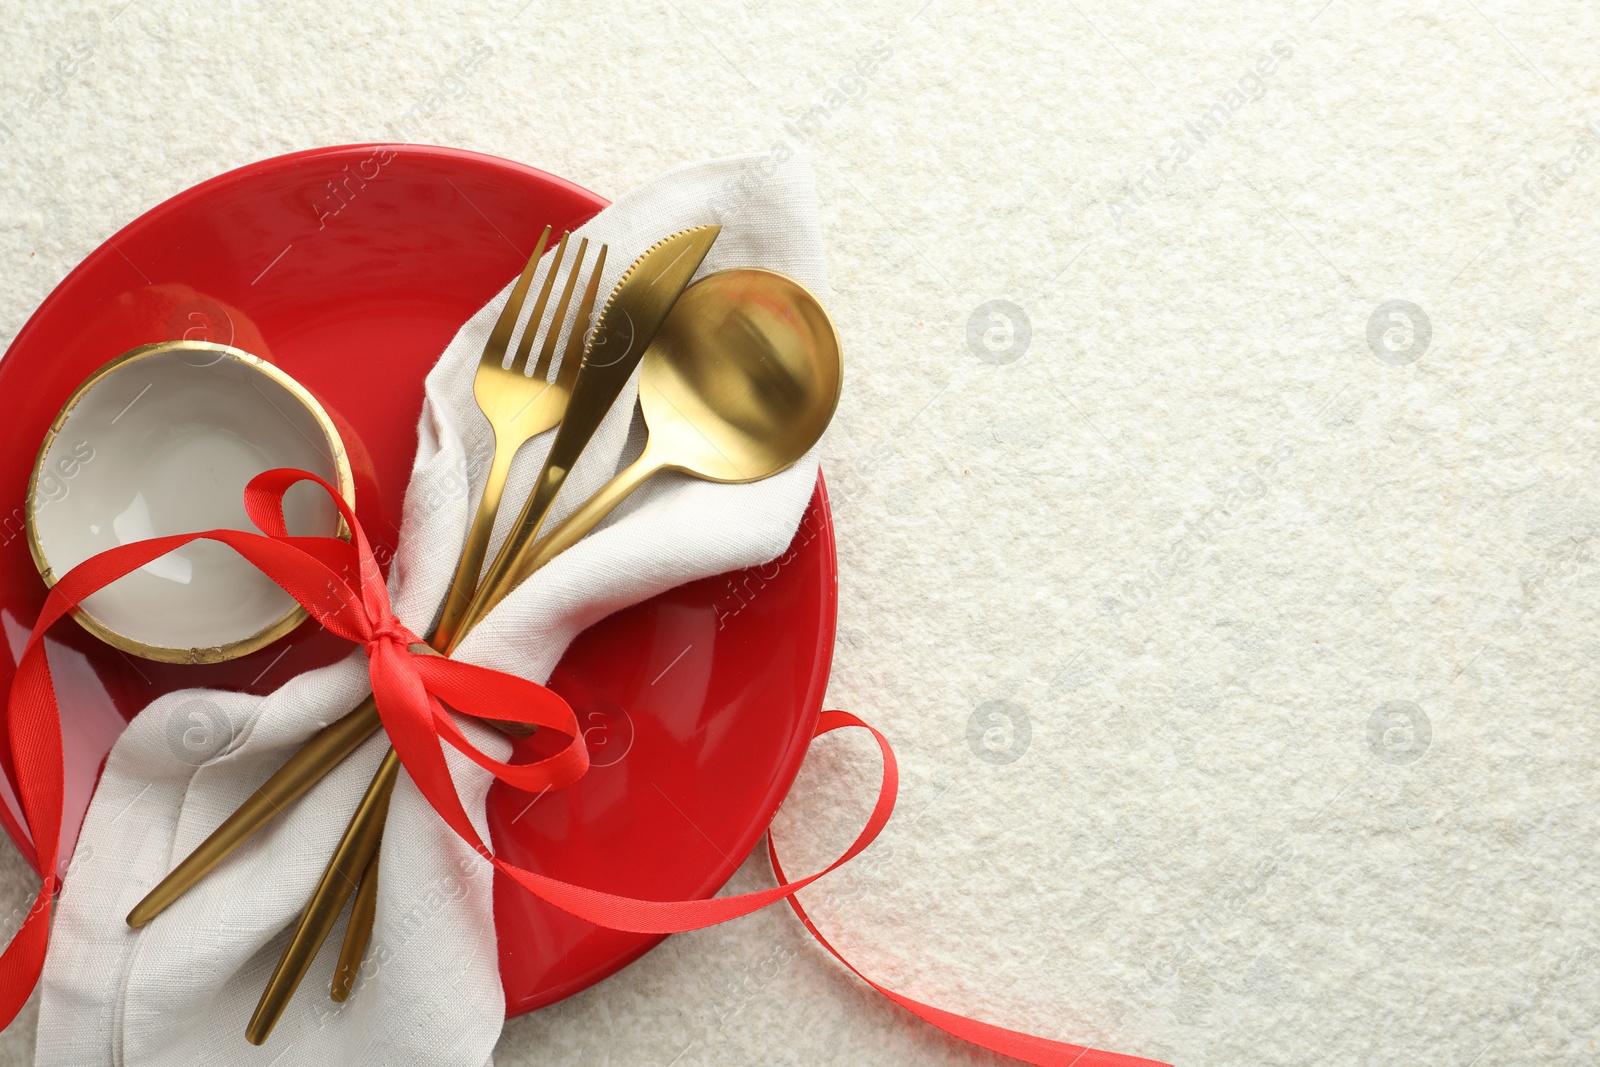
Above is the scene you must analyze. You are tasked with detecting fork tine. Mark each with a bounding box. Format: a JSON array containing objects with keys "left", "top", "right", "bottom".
[
  {"left": 481, "top": 226, "right": 550, "bottom": 371},
  {"left": 531, "top": 237, "right": 589, "bottom": 382},
  {"left": 555, "top": 243, "right": 607, "bottom": 392},
  {"left": 508, "top": 231, "right": 569, "bottom": 375}
]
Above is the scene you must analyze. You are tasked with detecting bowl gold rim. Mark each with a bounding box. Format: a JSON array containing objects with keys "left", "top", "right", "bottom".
[{"left": 24, "top": 340, "right": 356, "bottom": 664}]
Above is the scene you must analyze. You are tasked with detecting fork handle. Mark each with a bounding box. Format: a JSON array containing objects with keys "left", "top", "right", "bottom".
[
  {"left": 435, "top": 435, "right": 518, "bottom": 648},
  {"left": 271, "top": 749, "right": 394, "bottom": 1036}
]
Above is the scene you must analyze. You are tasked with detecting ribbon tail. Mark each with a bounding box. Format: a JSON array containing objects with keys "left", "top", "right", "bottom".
[
  {"left": 0, "top": 880, "right": 54, "bottom": 1030},
  {"left": 766, "top": 713, "right": 1171, "bottom": 1066},
  {"left": 769, "top": 833, "right": 1169, "bottom": 1067},
  {"left": 0, "top": 599, "right": 75, "bottom": 1029}
]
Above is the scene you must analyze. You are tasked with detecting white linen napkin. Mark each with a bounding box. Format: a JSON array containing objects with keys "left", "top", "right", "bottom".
[{"left": 34, "top": 152, "right": 828, "bottom": 1067}]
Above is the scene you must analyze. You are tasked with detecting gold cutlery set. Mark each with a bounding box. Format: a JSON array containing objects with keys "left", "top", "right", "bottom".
[{"left": 62, "top": 223, "right": 841, "bottom": 1042}]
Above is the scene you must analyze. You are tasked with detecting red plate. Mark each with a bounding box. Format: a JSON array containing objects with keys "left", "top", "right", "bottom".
[{"left": 0, "top": 145, "right": 836, "bottom": 1015}]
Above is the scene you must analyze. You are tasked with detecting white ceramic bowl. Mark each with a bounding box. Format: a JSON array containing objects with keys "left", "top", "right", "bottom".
[{"left": 26, "top": 341, "right": 354, "bottom": 662}]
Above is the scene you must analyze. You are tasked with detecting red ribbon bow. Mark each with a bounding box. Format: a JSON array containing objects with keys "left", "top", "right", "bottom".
[{"left": 0, "top": 469, "right": 1166, "bottom": 1067}]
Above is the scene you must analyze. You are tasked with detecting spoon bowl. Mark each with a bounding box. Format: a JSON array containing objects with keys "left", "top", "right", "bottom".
[{"left": 639, "top": 268, "right": 841, "bottom": 483}]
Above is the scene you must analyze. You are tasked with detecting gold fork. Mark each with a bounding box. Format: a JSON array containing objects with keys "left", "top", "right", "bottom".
[
  {"left": 436, "top": 226, "right": 601, "bottom": 645},
  {"left": 123, "top": 228, "right": 607, "bottom": 929}
]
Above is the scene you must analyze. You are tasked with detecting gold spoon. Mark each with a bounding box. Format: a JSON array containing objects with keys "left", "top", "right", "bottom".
[{"left": 247, "top": 267, "right": 843, "bottom": 1041}]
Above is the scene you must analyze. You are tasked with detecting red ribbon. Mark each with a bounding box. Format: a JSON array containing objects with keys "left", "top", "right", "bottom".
[{"left": 0, "top": 469, "right": 1166, "bottom": 1067}]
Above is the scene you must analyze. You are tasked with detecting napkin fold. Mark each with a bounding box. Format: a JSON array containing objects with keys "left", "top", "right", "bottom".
[{"left": 34, "top": 152, "right": 828, "bottom": 1067}]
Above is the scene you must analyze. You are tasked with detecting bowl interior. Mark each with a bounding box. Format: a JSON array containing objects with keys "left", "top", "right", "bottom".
[{"left": 30, "top": 346, "right": 347, "bottom": 657}]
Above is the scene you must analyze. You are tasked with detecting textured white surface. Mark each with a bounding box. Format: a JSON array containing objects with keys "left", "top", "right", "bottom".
[{"left": 2, "top": 1, "right": 1599, "bottom": 1065}]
